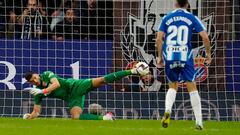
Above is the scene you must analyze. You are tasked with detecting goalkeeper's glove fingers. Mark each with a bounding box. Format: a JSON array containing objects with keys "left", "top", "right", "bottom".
[{"left": 29, "top": 88, "right": 43, "bottom": 96}]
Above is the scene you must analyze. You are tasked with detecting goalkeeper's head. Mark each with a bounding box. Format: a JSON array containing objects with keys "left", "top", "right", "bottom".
[
  {"left": 24, "top": 71, "right": 41, "bottom": 86},
  {"left": 175, "top": 0, "right": 189, "bottom": 8}
]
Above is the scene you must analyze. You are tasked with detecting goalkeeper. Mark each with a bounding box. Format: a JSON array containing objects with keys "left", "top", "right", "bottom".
[{"left": 23, "top": 63, "right": 149, "bottom": 120}]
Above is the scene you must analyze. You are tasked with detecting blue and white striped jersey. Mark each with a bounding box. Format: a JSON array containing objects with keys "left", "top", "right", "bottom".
[{"left": 159, "top": 8, "right": 206, "bottom": 63}]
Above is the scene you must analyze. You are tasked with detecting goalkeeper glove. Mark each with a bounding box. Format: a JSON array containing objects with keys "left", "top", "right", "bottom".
[{"left": 27, "top": 88, "right": 49, "bottom": 96}]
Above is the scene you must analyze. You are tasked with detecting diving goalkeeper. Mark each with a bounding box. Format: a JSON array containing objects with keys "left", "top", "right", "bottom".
[{"left": 23, "top": 62, "right": 149, "bottom": 120}]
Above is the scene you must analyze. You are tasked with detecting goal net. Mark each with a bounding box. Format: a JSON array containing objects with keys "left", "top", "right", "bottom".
[{"left": 0, "top": 0, "right": 239, "bottom": 121}]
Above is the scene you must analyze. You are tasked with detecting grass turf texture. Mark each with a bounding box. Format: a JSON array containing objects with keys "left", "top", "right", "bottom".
[{"left": 0, "top": 118, "right": 239, "bottom": 135}]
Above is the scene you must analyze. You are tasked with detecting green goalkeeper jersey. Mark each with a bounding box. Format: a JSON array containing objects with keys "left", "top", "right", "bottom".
[
  {"left": 34, "top": 71, "right": 75, "bottom": 104},
  {"left": 33, "top": 69, "right": 132, "bottom": 109}
]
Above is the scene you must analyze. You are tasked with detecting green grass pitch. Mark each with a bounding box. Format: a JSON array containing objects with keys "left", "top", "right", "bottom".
[{"left": 0, "top": 118, "right": 239, "bottom": 135}]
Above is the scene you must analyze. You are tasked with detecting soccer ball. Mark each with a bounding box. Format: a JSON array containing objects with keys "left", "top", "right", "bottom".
[
  {"left": 88, "top": 103, "right": 103, "bottom": 115},
  {"left": 135, "top": 62, "right": 150, "bottom": 76},
  {"left": 23, "top": 113, "right": 31, "bottom": 119}
]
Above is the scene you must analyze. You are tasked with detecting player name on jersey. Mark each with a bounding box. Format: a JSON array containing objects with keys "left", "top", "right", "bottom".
[{"left": 166, "top": 16, "right": 192, "bottom": 26}]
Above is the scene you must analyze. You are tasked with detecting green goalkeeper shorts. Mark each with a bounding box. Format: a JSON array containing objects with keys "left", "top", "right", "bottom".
[{"left": 68, "top": 79, "right": 94, "bottom": 110}]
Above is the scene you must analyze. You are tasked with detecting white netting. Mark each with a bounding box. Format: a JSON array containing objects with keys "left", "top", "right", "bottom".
[{"left": 0, "top": 0, "right": 239, "bottom": 120}]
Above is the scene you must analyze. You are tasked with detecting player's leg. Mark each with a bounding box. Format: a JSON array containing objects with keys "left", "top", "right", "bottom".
[
  {"left": 70, "top": 95, "right": 101, "bottom": 120},
  {"left": 75, "top": 62, "right": 149, "bottom": 95},
  {"left": 162, "top": 82, "right": 178, "bottom": 128},
  {"left": 70, "top": 106, "right": 83, "bottom": 120},
  {"left": 92, "top": 70, "right": 133, "bottom": 88},
  {"left": 70, "top": 106, "right": 106, "bottom": 120},
  {"left": 165, "top": 82, "right": 178, "bottom": 113},
  {"left": 69, "top": 95, "right": 113, "bottom": 120},
  {"left": 161, "top": 66, "right": 180, "bottom": 128},
  {"left": 80, "top": 113, "right": 114, "bottom": 120},
  {"left": 71, "top": 70, "right": 134, "bottom": 95},
  {"left": 182, "top": 64, "right": 203, "bottom": 130},
  {"left": 186, "top": 81, "right": 203, "bottom": 130},
  {"left": 92, "top": 62, "right": 149, "bottom": 88}
]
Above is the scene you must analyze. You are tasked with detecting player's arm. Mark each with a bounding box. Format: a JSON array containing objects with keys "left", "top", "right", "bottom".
[
  {"left": 156, "top": 16, "right": 167, "bottom": 67},
  {"left": 30, "top": 72, "right": 60, "bottom": 95},
  {"left": 24, "top": 104, "right": 41, "bottom": 119},
  {"left": 23, "top": 92, "right": 44, "bottom": 119},
  {"left": 156, "top": 31, "right": 165, "bottom": 67},
  {"left": 45, "top": 78, "right": 60, "bottom": 93},
  {"left": 29, "top": 104, "right": 41, "bottom": 119},
  {"left": 194, "top": 16, "right": 212, "bottom": 64},
  {"left": 41, "top": 71, "right": 60, "bottom": 95},
  {"left": 156, "top": 31, "right": 165, "bottom": 59},
  {"left": 199, "top": 31, "right": 212, "bottom": 64}
]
